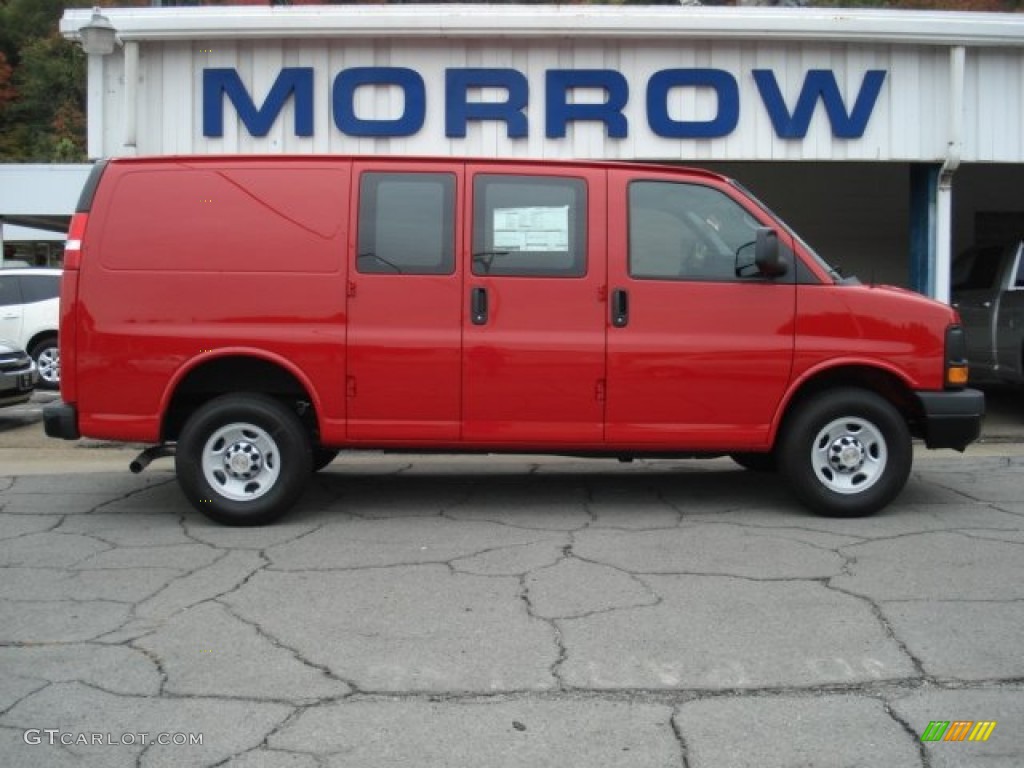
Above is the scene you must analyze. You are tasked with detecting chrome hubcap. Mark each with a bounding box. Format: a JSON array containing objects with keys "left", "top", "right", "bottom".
[
  {"left": 202, "top": 423, "right": 280, "bottom": 501},
  {"left": 224, "top": 441, "right": 263, "bottom": 480},
  {"left": 36, "top": 347, "right": 60, "bottom": 385},
  {"left": 811, "top": 417, "right": 887, "bottom": 495}
]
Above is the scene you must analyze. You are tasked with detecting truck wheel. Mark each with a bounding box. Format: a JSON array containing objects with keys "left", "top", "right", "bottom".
[
  {"left": 176, "top": 394, "right": 312, "bottom": 526},
  {"left": 30, "top": 337, "right": 60, "bottom": 390},
  {"left": 779, "top": 388, "right": 911, "bottom": 517}
]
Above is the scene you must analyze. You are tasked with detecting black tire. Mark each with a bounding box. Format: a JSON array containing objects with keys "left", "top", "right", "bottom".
[
  {"left": 779, "top": 387, "right": 911, "bottom": 518},
  {"left": 175, "top": 394, "right": 312, "bottom": 526},
  {"left": 29, "top": 337, "right": 60, "bottom": 390},
  {"left": 312, "top": 447, "right": 339, "bottom": 472},
  {"left": 730, "top": 452, "right": 777, "bottom": 472}
]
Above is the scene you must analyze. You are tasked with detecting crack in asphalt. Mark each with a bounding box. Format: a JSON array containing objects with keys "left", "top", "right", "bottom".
[
  {"left": 881, "top": 700, "right": 932, "bottom": 768},
  {"left": 214, "top": 597, "right": 361, "bottom": 699},
  {"left": 669, "top": 709, "right": 693, "bottom": 768},
  {"left": 517, "top": 572, "right": 567, "bottom": 689}
]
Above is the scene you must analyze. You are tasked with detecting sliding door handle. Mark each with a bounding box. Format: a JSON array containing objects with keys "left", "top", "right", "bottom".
[
  {"left": 471, "top": 286, "right": 489, "bottom": 325},
  {"left": 611, "top": 288, "right": 629, "bottom": 328}
]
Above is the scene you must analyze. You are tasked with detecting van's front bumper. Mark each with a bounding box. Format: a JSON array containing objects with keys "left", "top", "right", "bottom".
[
  {"left": 43, "top": 400, "right": 80, "bottom": 440},
  {"left": 916, "top": 388, "right": 985, "bottom": 451}
]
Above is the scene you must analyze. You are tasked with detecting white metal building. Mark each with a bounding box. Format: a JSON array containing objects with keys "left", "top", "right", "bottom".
[
  {"left": 0, "top": 165, "right": 91, "bottom": 267},
  {"left": 50, "top": 5, "right": 1024, "bottom": 298}
]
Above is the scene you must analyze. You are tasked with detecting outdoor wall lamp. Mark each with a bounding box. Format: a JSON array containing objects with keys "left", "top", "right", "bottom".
[{"left": 79, "top": 8, "right": 120, "bottom": 56}]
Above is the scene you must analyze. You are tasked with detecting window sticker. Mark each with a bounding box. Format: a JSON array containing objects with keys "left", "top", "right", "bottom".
[{"left": 493, "top": 206, "right": 569, "bottom": 253}]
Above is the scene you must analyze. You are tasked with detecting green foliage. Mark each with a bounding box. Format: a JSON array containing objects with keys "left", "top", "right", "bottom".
[
  {"left": 0, "top": 0, "right": 70, "bottom": 65},
  {"left": 0, "top": 34, "right": 86, "bottom": 162},
  {"left": 0, "top": 0, "right": 96, "bottom": 162}
]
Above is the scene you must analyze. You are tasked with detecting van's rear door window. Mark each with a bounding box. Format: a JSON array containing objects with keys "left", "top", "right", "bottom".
[
  {"left": 356, "top": 173, "right": 456, "bottom": 275},
  {"left": 472, "top": 175, "right": 586, "bottom": 278}
]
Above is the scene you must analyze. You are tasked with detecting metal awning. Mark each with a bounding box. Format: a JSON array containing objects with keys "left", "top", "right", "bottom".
[{"left": 0, "top": 215, "right": 71, "bottom": 234}]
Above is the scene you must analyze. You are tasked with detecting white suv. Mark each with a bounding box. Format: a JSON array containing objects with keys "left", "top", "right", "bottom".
[{"left": 0, "top": 268, "right": 61, "bottom": 389}]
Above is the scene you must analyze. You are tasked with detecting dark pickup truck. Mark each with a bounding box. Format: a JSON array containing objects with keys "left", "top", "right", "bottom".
[{"left": 953, "top": 240, "right": 1024, "bottom": 385}]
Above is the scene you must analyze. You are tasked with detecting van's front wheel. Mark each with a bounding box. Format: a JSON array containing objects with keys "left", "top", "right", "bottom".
[
  {"left": 780, "top": 388, "right": 911, "bottom": 517},
  {"left": 176, "top": 394, "right": 312, "bottom": 526}
]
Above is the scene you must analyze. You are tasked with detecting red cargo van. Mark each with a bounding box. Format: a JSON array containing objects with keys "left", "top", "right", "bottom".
[{"left": 45, "top": 156, "right": 983, "bottom": 525}]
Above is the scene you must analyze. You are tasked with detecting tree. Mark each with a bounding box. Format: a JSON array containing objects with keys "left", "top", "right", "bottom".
[
  {"left": 8, "top": 35, "right": 86, "bottom": 160},
  {"left": 0, "top": 1, "right": 138, "bottom": 161},
  {"left": 0, "top": 2, "right": 77, "bottom": 159},
  {"left": 0, "top": 52, "right": 14, "bottom": 108},
  {"left": 0, "top": 0, "right": 75, "bottom": 66}
]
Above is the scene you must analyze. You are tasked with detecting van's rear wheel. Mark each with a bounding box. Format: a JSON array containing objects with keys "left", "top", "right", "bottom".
[
  {"left": 176, "top": 394, "right": 312, "bottom": 526},
  {"left": 779, "top": 388, "right": 911, "bottom": 517}
]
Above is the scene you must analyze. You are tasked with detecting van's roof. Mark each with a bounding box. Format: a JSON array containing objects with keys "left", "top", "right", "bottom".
[{"left": 102, "top": 154, "right": 732, "bottom": 184}]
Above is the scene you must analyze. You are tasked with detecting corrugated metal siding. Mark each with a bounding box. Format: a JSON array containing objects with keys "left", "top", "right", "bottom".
[
  {"left": 105, "top": 37, "right": 1023, "bottom": 163},
  {"left": 966, "top": 49, "right": 1024, "bottom": 162}
]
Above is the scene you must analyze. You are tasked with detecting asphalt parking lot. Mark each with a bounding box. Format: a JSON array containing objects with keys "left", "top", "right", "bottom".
[{"left": 1, "top": 389, "right": 1023, "bottom": 767}]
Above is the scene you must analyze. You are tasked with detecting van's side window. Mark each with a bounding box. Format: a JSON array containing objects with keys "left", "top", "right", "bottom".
[
  {"left": 472, "top": 175, "right": 586, "bottom": 277},
  {"left": 629, "top": 181, "right": 763, "bottom": 282},
  {"left": 357, "top": 173, "right": 456, "bottom": 275}
]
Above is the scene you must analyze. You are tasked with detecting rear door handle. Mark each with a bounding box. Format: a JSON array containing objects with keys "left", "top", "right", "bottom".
[
  {"left": 611, "top": 288, "right": 629, "bottom": 328},
  {"left": 471, "top": 286, "right": 489, "bottom": 325}
]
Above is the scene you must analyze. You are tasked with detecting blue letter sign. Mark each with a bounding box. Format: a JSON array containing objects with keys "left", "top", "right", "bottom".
[
  {"left": 753, "top": 69, "right": 887, "bottom": 139},
  {"left": 332, "top": 67, "right": 426, "bottom": 137},
  {"left": 445, "top": 69, "right": 529, "bottom": 139},
  {"left": 202, "top": 65, "right": 886, "bottom": 142},
  {"left": 545, "top": 69, "right": 629, "bottom": 139},
  {"left": 646, "top": 69, "right": 740, "bottom": 139},
  {"left": 203, "top": 67, "right": 313, "bottom": 138}
]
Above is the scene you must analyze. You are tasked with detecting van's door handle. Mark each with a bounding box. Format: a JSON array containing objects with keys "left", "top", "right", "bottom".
[
  {"left": 471, "top": 286, "right": 489, "bottom": 325},
  {"left": 611, "top": 288, "right": 629, "bottom": 328}
]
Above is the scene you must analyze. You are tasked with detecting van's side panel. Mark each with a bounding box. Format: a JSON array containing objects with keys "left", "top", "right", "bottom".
[
  {"left": 604, "top": 168, "right": 797, "bottom": 449},
  {"left": 345, "top": 161, "right": 464, "bottom": 442},
  {"left": 77, "top": 159, "right": 350, "bottom": 442},
  {"left": 461, "top": 163, "right": 607, "bottom": 445}
]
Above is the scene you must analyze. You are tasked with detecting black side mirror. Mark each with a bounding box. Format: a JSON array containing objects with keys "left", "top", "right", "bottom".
[{"left": 755, "top": 228, "right": 787, "bottom": 278}]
